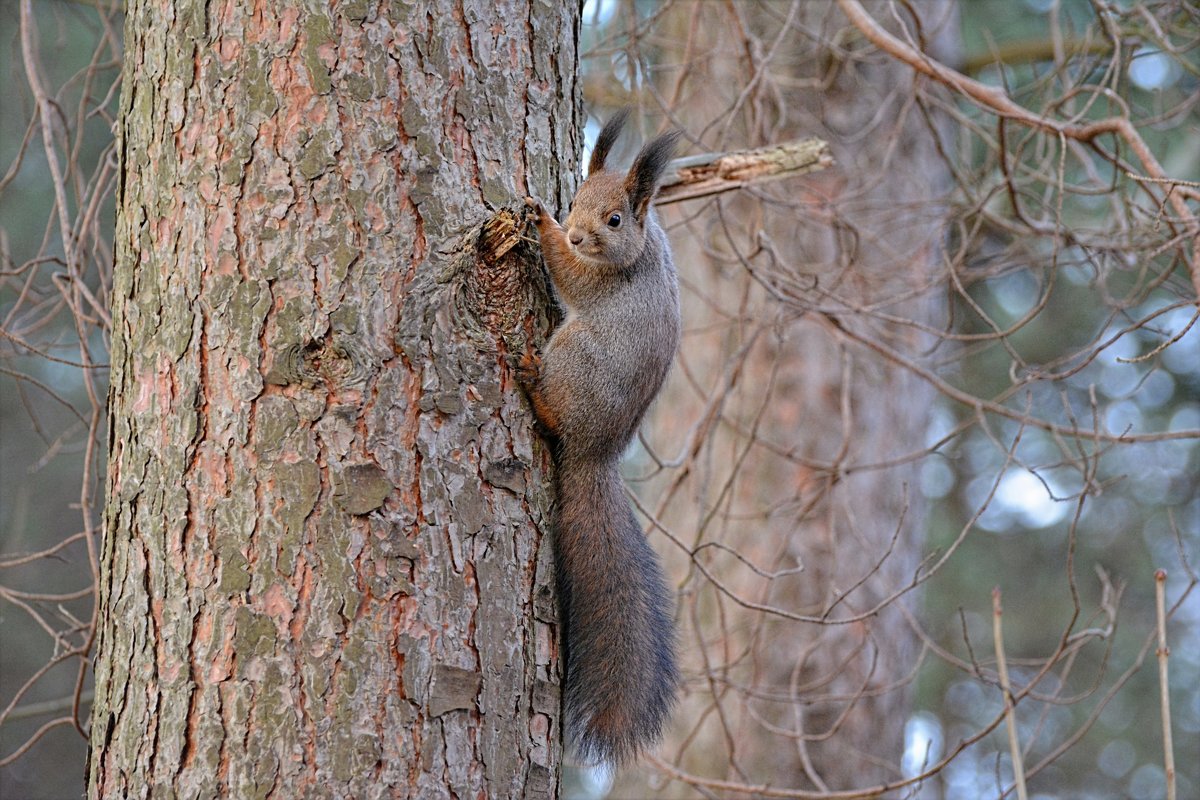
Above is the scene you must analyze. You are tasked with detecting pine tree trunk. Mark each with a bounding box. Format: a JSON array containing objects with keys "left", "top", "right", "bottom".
[
  {"left": 618, "top": 2, "right": 957, "bottom": 795},
  {"left": 739, "top": 6, "right": 957, "bottom": 787},
  {"left": 88, "top": 2, "right": 580, "bottom": 797}
]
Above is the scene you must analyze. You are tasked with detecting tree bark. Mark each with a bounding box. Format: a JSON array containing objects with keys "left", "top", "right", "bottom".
[{"left": 88, "top": 1, "right": 580, "bottom": 798}]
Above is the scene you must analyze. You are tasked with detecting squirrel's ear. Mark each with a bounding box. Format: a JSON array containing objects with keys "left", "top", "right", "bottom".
[
  {"left": 625, "top": 129, "right": 681, "bottom": 219},
  {"left": 587, "top": 108, "right": 631, "bottom": 176}
]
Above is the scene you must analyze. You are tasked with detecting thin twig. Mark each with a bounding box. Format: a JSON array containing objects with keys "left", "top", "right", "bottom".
[
  {"left": 1155, "top": 569, "right": 1176, "bottom": 800},
  {"left": 993, "top": 587, "right": 1028, "bottom": 800}
]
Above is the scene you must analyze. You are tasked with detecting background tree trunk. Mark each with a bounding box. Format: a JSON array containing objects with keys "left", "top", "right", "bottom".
[
  {"left": 87, "top": 1, "right": 579, "bottom": 797},
  {"left": 611, "top": 2, "right": 957, "bottom": 795},
  {"left": 732, "top": 5, "right": 957, "bottom": 789}
]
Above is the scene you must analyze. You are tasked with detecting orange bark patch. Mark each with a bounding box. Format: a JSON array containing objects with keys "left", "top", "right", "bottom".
[
  {"left": 216, "top": 37, "right": 241, "bottom": 63},
  {"left": 262, "top": 582, "right": 294, "bottom": 629},
  {"left": 277, "top": 7, "right": 299, "bottom": 44}
]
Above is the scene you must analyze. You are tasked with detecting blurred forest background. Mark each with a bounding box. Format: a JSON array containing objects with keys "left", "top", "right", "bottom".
[{"left": 2, "top": 1, "right": 1197, "bottom": 798}]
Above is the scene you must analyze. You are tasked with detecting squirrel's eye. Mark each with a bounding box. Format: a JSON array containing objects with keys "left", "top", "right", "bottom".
[{"left": 607, "top": 213, "right": 622, "bottom": 228}]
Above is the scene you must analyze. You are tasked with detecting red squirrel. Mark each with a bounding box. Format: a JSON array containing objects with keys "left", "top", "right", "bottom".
[{"left": 520, "top": 109, "right": 681, "bottom": 765}]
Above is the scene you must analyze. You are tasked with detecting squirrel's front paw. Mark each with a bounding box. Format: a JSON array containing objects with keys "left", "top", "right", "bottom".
[
  {"left": 523, "top": 196, "right": 547, "bottom": 224},
  {"left": 508, "top": 350, "right": 542, "bottom": 387}
]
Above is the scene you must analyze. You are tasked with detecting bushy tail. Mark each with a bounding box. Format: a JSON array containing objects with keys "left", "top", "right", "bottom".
[{"left": 554, "top": 454, "right": 678, "bottom": 765}]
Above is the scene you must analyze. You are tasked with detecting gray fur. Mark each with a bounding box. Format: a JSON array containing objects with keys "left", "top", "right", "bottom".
[{"left": 521, "top": 113, "right": 682, "bottom": 764}]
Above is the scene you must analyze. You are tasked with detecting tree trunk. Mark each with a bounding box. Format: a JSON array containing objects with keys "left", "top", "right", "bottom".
[
  {"left": 87, "top": 2, "right": 580, "bottom": 797},
  {"left": 615, "top": 2, "right": 957, "bottom": 795},
  {"left": 739, "top": 6, "right": 956, "bottom": 789}
]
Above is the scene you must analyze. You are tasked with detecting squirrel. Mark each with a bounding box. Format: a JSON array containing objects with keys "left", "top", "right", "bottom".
[{"left": 519, "top": 108, "right": 682, "bottom": 766}]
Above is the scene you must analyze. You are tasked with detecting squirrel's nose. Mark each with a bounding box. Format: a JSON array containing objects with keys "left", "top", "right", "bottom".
[{"left": 568, "top": 228, "right": 584, "bottom": 246}]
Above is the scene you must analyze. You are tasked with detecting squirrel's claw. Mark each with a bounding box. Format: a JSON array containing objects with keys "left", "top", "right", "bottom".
[
  {"left": 512, "top": 350, "right": 542, "bottom": 386},
  {"left": 524, "top": 196, "right": 547, "bottom": 224},
  {"left": 508, "top": 350, "right": 558, "bottom": 440},
  {"left": 507, "top": 349, "right": 542, "bottom": 388}
]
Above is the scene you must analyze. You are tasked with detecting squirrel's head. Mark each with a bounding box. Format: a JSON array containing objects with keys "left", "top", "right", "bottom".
[{"left": 564, "top": 109, "right": 681, "bottom": 269}]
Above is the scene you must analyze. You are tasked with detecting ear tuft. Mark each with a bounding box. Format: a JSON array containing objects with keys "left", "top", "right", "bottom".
[
  {"left": 587, "top": 108, "right": 631, "bottom": 176},
  {"left": 625, "top": 129, "right": 682, "bottom": 218}
]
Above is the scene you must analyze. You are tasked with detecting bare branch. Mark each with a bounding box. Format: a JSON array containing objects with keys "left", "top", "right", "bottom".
[
  {"left": 1156, "top": 570, "right": 1176, "bottom": 800},
  {"left": 993, "top": 588, "right": 1028, "bottom": 800},
  {"left": 836, "top": 0, "right": 1200, "bottom": 290}
]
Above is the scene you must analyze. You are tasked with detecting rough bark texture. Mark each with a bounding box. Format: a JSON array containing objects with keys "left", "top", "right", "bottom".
[{"left": 88, "top": 1, "right": 580, "bottom": 798}]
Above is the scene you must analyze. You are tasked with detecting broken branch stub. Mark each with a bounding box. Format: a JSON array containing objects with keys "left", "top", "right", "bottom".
[{"left": 655, "top": 137, "right": 833, "bottom": 205}]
